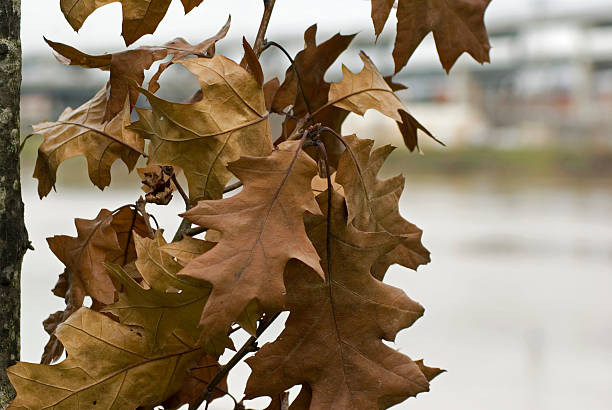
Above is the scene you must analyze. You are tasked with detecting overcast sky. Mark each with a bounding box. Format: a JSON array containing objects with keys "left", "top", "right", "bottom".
[{"left": 20, "top": 0, "right": 612, "bottom": 57}]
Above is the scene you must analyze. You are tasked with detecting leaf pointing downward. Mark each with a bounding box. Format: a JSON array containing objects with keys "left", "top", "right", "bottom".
[
  {"left": 8, "top": 308, "right": 204, "bottom": 409},
  {"left": 59, "top": 0, "right": 205, "bottom": 46},
  {"left": 180, "top": 140, "right": 323, "bottom": 342},
  {"left": 245, "top": 192, "right": 436, "bottom": 409},
  {"left": 45, "top": 17, "right": 230, "bottom": 121},
  {"left": 33, "top": 85, "right": 144, "bottom": 198},
  {"left": 369, "top": 0, "right": 491, "bottom": 72},
  {"left": 335, "top": 135, "right": 430, "bottom": 278}
]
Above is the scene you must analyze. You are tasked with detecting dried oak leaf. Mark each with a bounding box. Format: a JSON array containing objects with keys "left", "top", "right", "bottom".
[
  {"left": 137, "top": 164, "right": 175, "bottom": 205},
  {"left": 42, "top": 207, "right": 153, "bottom": 363},
  {"left": 8, "top": 308, "right": 204, "bottom": 409},
  {"left": 104, "top": 232, "right": 230, "bottom": 353},
  {"left": 45, "top": 17, "right": 229, "bottom": 121},
  {"left": 148, "top": 16, "right": 232, "bottom": 94},
  {"left": 47, "top": 209, "right": 122, "bottom": 305},
  {"left": 245, "top": 191, "right": 437, "bottom": 409},
  {"left": 41, "top": 268, "right": 85, "bottom": 365},
  {"left": 59, "top": 0, "right": 205, "bottom": 46},
  {"left": 272, "top": 25, "right": 355, "bottom": 165},
  {"left": 325, "top": 51, "right": 442, "bottom": 152},
  {"left": 32, "top": 85, "right": 144, "bottom": 198},
  {"left": 132, "top": 55, "right": 273, "bottom": 201},
  {"left": 335, "top": 134, "right": 430, "bottom": 278},
  {"left": 180, "top": 140, "right": 323, "bottom": 342},
  {"left": 370, "top": 0, "right": 491, "bottom": 72}
]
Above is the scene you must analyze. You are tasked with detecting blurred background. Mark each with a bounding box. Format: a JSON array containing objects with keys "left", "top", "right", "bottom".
[{"left": 18, "top": 0, "right": 612, "bottom": 409}]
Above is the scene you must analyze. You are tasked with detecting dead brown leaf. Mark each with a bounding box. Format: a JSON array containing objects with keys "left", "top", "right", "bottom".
[
  {"left": 245, "top": 191, "right": 436, "bottom": 409},
  {"left": 45, "top": 17, "right": 230, "bottom": 120},
  {"left": 59, "top": 0, "right": 205, "bottom": 46},
  {"left": 9, "top": 308, "right": 204, "bottom": 409},
  {"left": 138, "top": 164, "right": 175, "bottom": 205},
  {"left": 370, "top": 0, "right": 491, "bottom": 72},
  {"left": 41, "top": 207, "right": 153, "bottom": 363},
  {"left": 335, "top": 134, "right": 430, "bottom": 278},
  {"left": 133, "top": 55, "right": 273, "bottom": 201},
  {"left": 180, "top": 140, "right": 323, "bottom": 342},
  {"left": 271, "top": 25, "right": 355, "bottom": 166},
  {"left": 104, "top": 232, "right": 229, "bottom": 353},
  {"left": 32, "top": 85, "right": 144, "bottom": 198},
  {"left": 322, "top": 51, "right": 441, "bottom": 152}
]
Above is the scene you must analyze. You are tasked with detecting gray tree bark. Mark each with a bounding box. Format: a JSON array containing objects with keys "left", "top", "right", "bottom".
[{"left": 0, "top": 0, "right": 27, "bottom": 407}]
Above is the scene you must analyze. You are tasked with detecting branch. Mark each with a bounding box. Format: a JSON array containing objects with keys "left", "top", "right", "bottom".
[
  {"left": 189, "top": 313, "right": 281, "bottom": 410},
  {"left": 253, "top": 0, "right": 277, "bottom": 57}
]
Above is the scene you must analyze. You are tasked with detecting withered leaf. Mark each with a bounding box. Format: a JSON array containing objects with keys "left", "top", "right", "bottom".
[
  {"left": 59, "top": 0, "right": 205, "bottom": 46},
  {"left": 138, "top": 164, "right": 175, "bottom": 205},
  {"left": 324, "top": 51, "right": 441, "bottom": 152},
  {"left": 245, "top": 191, "right": 435, "bottom": 409},
  {"left": 133, "top": 55, "right": 273, "bottom": 201},
  {"left": 272, "top": 25, "right": 355, "bottom": 117},
  {"left": 9, "top": 308, "right": 204, "bottom": 409},
  {"left": 32, "top": 85, "right": 144, "bottom": 198},
  {"left": 47, "top": 209, "right": 122, "bottom": 305},
  {"left": 148, "top": 16, "right": 232, "bottom": 94},
  {"left": 336, "top": 134, "right": 430, "bottom": 278},
  {"left": 370, "top": 0, "right": 491, "bottom": 72},
  {"left": 104, "top": 232, "right": 230, "bottom": 353},
  {"left": 41, "top": 269, "right": 85, "bottom": 365},
  {"left": 42, "top": 207, "right": 153, "bottom": 363},
  {"left": 272, "top": 25, "right": 355, "bottom": 165},
  {"left": 46, "top": 18, "right": 229, "bottom": 120},
  {"left": 240, "top": 37, "right": 264, "bottom": 87},
  {"left": 180, "top": 140, "right": 323, "bottom": 342}
]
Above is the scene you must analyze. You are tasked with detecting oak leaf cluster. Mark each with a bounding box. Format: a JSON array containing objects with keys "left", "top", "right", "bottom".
[{"left": 11, "top": 0, "right": 493, "bottom": 408}]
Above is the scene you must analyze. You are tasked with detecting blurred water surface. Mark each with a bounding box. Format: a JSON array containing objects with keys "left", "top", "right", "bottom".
[{"left": 18, "top": 173, "right": 612, "bottom": 410}]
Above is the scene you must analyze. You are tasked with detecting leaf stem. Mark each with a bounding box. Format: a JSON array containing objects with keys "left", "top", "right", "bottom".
[
  {"left": 315, "top": 140, "right": 332, "bottom": 285},
  {"left": 184, "top": 226, "right": 207, "bottom": 237},
  {"left": 253, "top": 0, "right": 277, "bottom": 57},
  {"left": 170, "top": 172, "right": 192, "bottom": 210},
  {"left": 262, "top": 41, "right": 312, "bottom": 114},
  {"left": 189, "top": 313, "right": 280, "bottom": 410}
]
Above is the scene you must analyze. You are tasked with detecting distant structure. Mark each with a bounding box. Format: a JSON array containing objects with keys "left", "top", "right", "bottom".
[{"left": 22, "top": 5, "right": 612, "bottom": 148}]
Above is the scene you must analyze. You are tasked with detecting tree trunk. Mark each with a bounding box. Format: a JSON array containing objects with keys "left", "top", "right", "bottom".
[{"left": 0, "top": 0, "right": 27, "bottom": 407}]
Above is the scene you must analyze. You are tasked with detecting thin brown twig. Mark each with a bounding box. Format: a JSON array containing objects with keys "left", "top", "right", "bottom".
[
  {"left": 170, "top": 173, "right": 191, "bottom": 210},
  {"left": 189, "top": 313, "right": 281, "bottom": 410},
  {"left": 135, "top": 197, "right": 155, "bottom": 236},
  {"left": 184, "top": 226, "right": 207, "bottom": 237},
  {"left": 315, "top": 140, "right": 332, "bottom": 285},
  {"left": 253, "top": 0, "right": 277, "bottom": 57}
]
